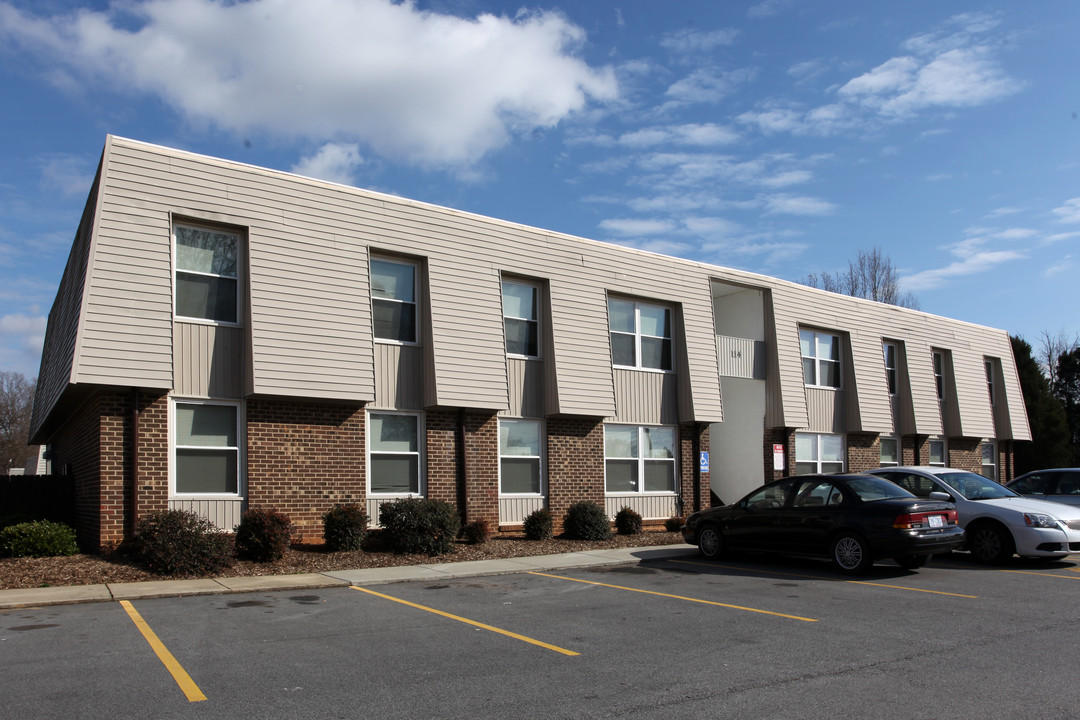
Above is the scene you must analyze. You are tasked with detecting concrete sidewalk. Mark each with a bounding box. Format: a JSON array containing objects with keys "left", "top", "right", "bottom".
[{"left": 0, "top": 544, "right": 698, "bottom": 610}]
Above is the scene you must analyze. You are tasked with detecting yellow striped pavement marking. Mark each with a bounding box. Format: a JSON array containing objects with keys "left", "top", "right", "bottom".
[{"left": 119, "top": 600, "right": 206, "bottom": 702}]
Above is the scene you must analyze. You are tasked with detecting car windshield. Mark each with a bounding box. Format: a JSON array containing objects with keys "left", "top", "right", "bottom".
[
  {"left": 845, "top": 476, "right": 916, "bottom": 502},
  {"left": 935, "top": 471, "right": 1017, "bottom": 500}
]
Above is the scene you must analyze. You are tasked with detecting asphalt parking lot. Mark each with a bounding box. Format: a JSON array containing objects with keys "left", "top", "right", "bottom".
[{"left": 3, "top": 550, "right": 1079, "bottom": 720}]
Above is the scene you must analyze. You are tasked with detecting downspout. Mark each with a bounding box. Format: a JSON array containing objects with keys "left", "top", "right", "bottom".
[
  {"left": 131, "top": 388, "right": 140, "bottom": 538},
  {"left": 456, "top": 408, "right": 468, "bottom": 524}
]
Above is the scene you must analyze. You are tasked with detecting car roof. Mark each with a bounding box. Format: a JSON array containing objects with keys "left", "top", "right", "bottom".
[
  {"left": 1013, "top": 468, "right": 1080, "bottom": 476},
  {"left": 868, "top": 466, "right": 968, "bottom": 474}
]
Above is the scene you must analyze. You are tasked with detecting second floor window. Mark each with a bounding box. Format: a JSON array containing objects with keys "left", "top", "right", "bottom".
[
  {"left": 502, "top": 280, "right": 539, "bottom": 357},
  {"left": 883, "top": 342, "right": 898, "bottom": 395},
  {"left": 933, "top": 351, "right": 945, "bottom": 400},
  {"left": 175, "top": 224, "right": 239, "bottom": 323},
  {"left": 985, "top": 360, "right": 995, "bottom": 405},
  {"left": 609, "top": 298, "right": 672, "bottom": 371},
  {"left": 371, "top": 258, "right": 416, "bottom": 343},
  {"left": 800, "top": 329, "right": 840, "bottom": 388}
]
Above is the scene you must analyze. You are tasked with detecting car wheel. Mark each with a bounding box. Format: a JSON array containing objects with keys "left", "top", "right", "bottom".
[
  {"left": 830, "top": 532, "right": 872, "bottom": 574},
  {"left": 967, "top": 522, "right": 1015, "bottom": 564},
  {"left": 893, "top": 554, "right": 929, "bottom": 570},
  {"left": 697, "top": 524, "right": 724, "bottom": 560}
]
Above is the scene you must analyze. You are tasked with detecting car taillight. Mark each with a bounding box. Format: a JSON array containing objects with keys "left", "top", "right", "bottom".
[{"left": 893, "top": 509, "right": 956, "bottom": 529}]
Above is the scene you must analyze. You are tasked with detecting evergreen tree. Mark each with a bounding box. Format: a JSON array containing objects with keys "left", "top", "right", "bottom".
[
  {"left": 1011, "top": 336, "right": 1070, "bottom": 473},
  {"left": 1052, "top": 347, "right": 1080, "bottom": 466}
]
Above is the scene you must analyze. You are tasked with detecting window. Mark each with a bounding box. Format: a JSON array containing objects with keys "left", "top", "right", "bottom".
[
  {"left": 985, "top": 360, "right": 995, "bottom": 405},
  {"left": 368, "top": 412, "right": 422, "bottom": 494},
  {"left": 793, "top": 479, "right": 844, "bottom": 508},
  {"left": 795, "top": 432, "right": 844, "bottom": 475},
  {"left": 499, "top": 419, "right": 543, "bottom": 494},
  {"left": 928, "top": 438, "right": 946, "bottom": 467},
  {"left": 880, "top": 436, "right": 899, "bottom": 467},
  {"left": 174, "top": 224, "right": 239, "bottom": 323},
  {"left": 800, "top": 329, "right": 840, "bottom": 388},
  {"left": 371, "top": 258, "right": 417, "bottom": 343},
  {"left": 981, "top": 441, "right": 996, "bottom": 481},
  {"left": 604, "top": 425, "right": 677, "bottom": 494},
  {"left": 502, "top": 280, "right": 539, "bottom": 357},
  {"left": 883, "top": 342, "right": 898, "bottom": 395},
  {"left": 609, "top": 298, "right": 672, "bottom": 371},
  {"left": 173, "top": 401, "right": 240, "bottom": 495},
  {"left": 932, "top": 351, "right": 945, "bottom": 400}
]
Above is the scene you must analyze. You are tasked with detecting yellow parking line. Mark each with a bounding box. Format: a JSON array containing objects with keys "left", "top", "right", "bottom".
[
  {"left": 999, "top": 569, "right": 1080, "bottom": 581},
  {"left": 669, "top": 560, "right": 978, "bottom": 598},
  {"left": 349, "top": 586, "right": 579, "bottom": 656},
  {"left": 527, "top": 571, "right": 818, "bottom": 622},
  {"left": 118, "top": 600, "right": 207, "bottom": 703}
]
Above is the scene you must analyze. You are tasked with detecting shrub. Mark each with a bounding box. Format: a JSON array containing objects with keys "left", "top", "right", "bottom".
[
  {"left": 614, "top": 507, "right": 643, "bottom": 535},
  {"left": 563, "top": 501, "right": 612, "bottom": 540},
  {"left": 522, "top": 508, "right": 553, "bottom": 540},
  {"left": 461, "top": 519, "right": 490, "bottom": 545},
  {"left": 0, "top": 520, "right": 79, "bottom": 558},
  {"left": 0, "top": 512, "right": 37, "bottom": 530},
  {"left": 133, "top": 509, "right": 232, "bottom": 576},
  {"left": 322, "top": 504, "right": 369, "bottom": 552},
  {"left": 664, "top": 516, "right": 685, "bottom": 532},
  {"left": 379, "top": 498, "right": 461, "bottom": 556},
  {"left": 234, "top": 508, "right": 293, "bottom": 562}
]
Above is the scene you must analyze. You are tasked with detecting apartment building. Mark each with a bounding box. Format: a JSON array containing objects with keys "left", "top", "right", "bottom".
[{"left": 29, "top": 137, "right": 1030, "bottom": 549}]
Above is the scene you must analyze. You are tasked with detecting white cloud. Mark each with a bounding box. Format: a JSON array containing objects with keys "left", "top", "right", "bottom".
[
  {"left": 901, "top": 249, "right": 1025, "bottom": 291},
  {"left": 616, "top": 123, "right": 739, "bottom": 148},
  {"left": 0, "top": 0, "right": 616, "bottom": 168},
  {"left": 762, "top": 194, "right": 836, "bottom": 216},
  {"left": 665, "top": 67, "right": 755, "bottom": 106},
  {"left": 1046, "top": 231, "right": 1080, "bottom": 244},
  {"left": 0, "top": 313, "right": 47, "bottom": 377},
  {"left": 1052, "top": 198, "right": 1080, "bottom": 223},
  {"left": 598, "top": 218, "right": 677, "bottom": 236},
  {"left": 747, "top": 0, "right": 790, "bottom": 20},
  {"left": 291, "top": 143, "right": 364, "bottom": 185},
  {"left": 659, "top": 28, "right": 739, "bottom": 55},
  {"left": 40, "top": 154, "right": 94, "bottom": 196},
  {"left": 1045, "top": 254, "right": 1073, "bottom": 277}
]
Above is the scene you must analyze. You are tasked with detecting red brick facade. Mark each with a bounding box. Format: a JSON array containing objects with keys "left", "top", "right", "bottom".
[{"left": 546, "top": 416, "right": 605, "bottom": 528}]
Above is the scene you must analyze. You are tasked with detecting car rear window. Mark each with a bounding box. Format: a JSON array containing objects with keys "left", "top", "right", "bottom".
[{"left": 845, "top": 476, "right": 917, "bottom": 502}]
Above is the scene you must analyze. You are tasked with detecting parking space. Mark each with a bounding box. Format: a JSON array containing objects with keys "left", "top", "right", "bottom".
[{"left": 3, "top": 552, "right": 1080, "bottom": 719}]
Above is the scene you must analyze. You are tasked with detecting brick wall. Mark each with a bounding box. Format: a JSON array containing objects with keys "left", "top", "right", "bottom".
[
  {"left": 246, "top": 399, "right": 365, "bottom": 541},
  {"left": 846, "top": 433, "right": 878, "bottom": 473},
  {"left": 133, "top": 392, "right": 169, "bottom": 534},
  {"left": 762, "top": 428, "right": 795, "bottom": 484},
  {"left": 49, "top": 393, "right": 104, "bottom": 550},
  {"left": 463, "top": 412, "right": 498, "bottom": 527},
  {"left": 948, "top": 437, "right": 982, "bottom": 474},
  {"left": 678, "top": 423, "right": 710, "bottom": 515},
  {"left": 547, "top": 416, "right": 604, "bottom": 529},
  {"left": 425, "top": 409, "right": 458, "bottom": 507}
]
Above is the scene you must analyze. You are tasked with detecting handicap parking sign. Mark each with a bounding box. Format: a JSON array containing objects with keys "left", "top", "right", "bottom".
[{"left": 699, "top": 451, "right": 709, "bottom": 472}]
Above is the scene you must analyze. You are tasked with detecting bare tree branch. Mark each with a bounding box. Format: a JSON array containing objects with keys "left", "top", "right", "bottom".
[
  {"left": 798, "top": 247, "right": 920, "bottom": 310},
  {"left": 0, "top": 372, "right": 36, "bottom": 473}
]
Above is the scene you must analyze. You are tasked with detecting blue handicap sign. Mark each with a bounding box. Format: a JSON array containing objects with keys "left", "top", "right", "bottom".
[{"left": 699, "top": 451, "right": 709, "bottom": 473}]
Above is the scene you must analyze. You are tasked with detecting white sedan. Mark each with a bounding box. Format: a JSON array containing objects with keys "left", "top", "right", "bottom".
[{"left": 866, "top": 466, "right": 1080, "bottom": 564}]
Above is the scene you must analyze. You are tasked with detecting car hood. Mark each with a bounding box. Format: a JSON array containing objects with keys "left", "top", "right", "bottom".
[{"left": 971, "top": 495, "right": 1080, "bottom": 519}]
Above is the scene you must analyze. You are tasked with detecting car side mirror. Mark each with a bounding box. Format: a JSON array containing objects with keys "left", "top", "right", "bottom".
[{"left": 929, "top": 491, "right": 952, "bottom": 502}]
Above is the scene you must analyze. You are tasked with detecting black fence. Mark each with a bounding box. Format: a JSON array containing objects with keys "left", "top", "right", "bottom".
[{"left": 0, "top": 475, "right": 75, "bottom": 526}]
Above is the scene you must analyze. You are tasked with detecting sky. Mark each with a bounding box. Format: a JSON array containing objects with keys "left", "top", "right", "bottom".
[{"left": 1, "top": 0, "right": 1078, "bottom": 379}]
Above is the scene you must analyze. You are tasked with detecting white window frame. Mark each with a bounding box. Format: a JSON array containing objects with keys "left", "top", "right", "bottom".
[
  {"left": 985, "top": 359, "right": 995, "bottom": 405},
  {"left": 370, "top": 257, "right": 418, "bottom": 345},
  {"left": 173, "top": 222, "right": 241, "bottom": 326},
  {"left": 367, "top": 410, "right": 424, "bottom": 497},
  {"left": 604, "top": 424, "right": 678, "bottom": 495},
  {"left": 928, "top": 438, "right": 947, "bottom": 467},
  {"left": 932, "top": 350, "right": 945, "bottom": 400},
  {"left": 608, "top": 298, "right": 674, "bottom": 372},
  {"left": 800, "top": 329, "right": 841, "bottom": 389},
  {"left": 170, "top": 398, "right": 244, "bottom": 498},
  {"left": 502, "top": 279, "right": 540, "bottom": 359},
  {"left": 981, "top": 440, "right": 997, "bottom": 480},
  {"left": 794, "top": 432, "right": 845, "bottom": 475},
  {"left": 498, "top": 418, "right": 545, "bottom": 496},
  {"left": 879, "top": 435, "right": 900, "bottom": 467},
  {"left": 883, "top": 342, "right": 898, "bottom": 396}
]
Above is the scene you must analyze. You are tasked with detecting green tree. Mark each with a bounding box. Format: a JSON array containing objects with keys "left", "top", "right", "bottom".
[
  {"left": 1011, "top": 336, "right": 1070, "bottom": 473},
  {"left": 1052, "top": 347, "right": 1080, "bottom": 466}
]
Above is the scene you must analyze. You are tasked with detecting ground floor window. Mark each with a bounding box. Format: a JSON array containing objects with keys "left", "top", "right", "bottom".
[
  {"left": 981, "top": 440, "right": 996, "bottom": 480},
  {"left": 795, "top": 432, "right": 844, "bottom": 475},
  {"left": 928, "top": 438, "right": 947, "bottom": 467},
  {"left": 499, "top": 419, "right": 543, "bottom": 495},
  {"left": 604, "top": 424, "right": 677, "bottom": 494},
  {"left": 368, "top": 411, "right": 422, "bottom": 495},
  {"left": 879, "top": 436, "right": 899, "bottom": 467},
  {"left": 173, "top": 400, "right": 241, "bottom": 495}
]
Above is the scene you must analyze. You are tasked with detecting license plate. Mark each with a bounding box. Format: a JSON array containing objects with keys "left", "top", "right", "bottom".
[{"left": 928, "top": 515, "right": 944, "bottom": 528}]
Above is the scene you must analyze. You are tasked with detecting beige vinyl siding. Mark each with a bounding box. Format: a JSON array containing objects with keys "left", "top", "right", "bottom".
[
  {"left": 174, "top": 324, "right": 244, "bottom": 399},
  {"left": 675, "top": 290, "right": 724, "bottom": 423},
  {"left": 499, "top": 496, "right": 546, "bottom": 524},
  {"left": 805, "top": 388, "right": 844, "bottom": 433},
  {"left": 604, "top": 495, "right": 678, "bottom": 521},
  {"left": 716, "top": 336, "right": 766, "bottom": 379},
  {"left": 767, "top": 295, "right": 810, "bottom": 429},
  {"left": 610, "top": 370, "right": 679, "bottom": 425},
  {"left": 373, "top": 343, "right": 424, "bottom": 411},
  {"left": 169, "top": 498, "right": 243, "bottom": 532},
  {"left": 502, "top": 358, "right": 544, "bottom": 418},
  {"left": 846, "top": 332, "right": 894, "bottom": 433},
  {"left": 950, "top": 349, "right": 996, "bottom": 438},
  {"left": 547, "top": 282, "right": 616, "bottom": 416}
]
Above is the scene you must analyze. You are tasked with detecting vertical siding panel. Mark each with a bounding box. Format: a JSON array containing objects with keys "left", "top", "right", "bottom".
[
  {"left": 805, "top": 389, "right": 844, "bottom": 433},
  {"left": 611, "top": 370, "right": 678, "bottom": 425},
  {"left": 847, "top": 332, "right": 893, "bottom": 432},
  {"left": 907, "top": 342, "right": 944, "bottom": 435},
  {"left": 174, "top": 324, "right": 243, "bottom": 399},
  {"left": 498, "top": 497, "right": 545, "bottom": 524},
  {"left": 604, "top": 495, "right": 677, "bottom": 520},
  {"left": 952, "top": 349, "right": 996, "bottom": 438},
  {"left": 373, "top": 344, "right": 424, "bottom": 411},
  {"left": 502, "top": 358, "right": 544, "bottom": 418}
]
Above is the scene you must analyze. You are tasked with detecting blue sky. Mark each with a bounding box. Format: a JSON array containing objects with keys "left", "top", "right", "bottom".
[{"left": 1, "top": 0, "right": 1078, "bottom": 378}]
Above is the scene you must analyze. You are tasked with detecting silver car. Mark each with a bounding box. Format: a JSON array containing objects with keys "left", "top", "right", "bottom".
[
  {"left": 1006, "top": 469, "right": 1080, "bottom": 507},
  {"left": 866, "top": 466, "right": 1080, "bottom": 564}
]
